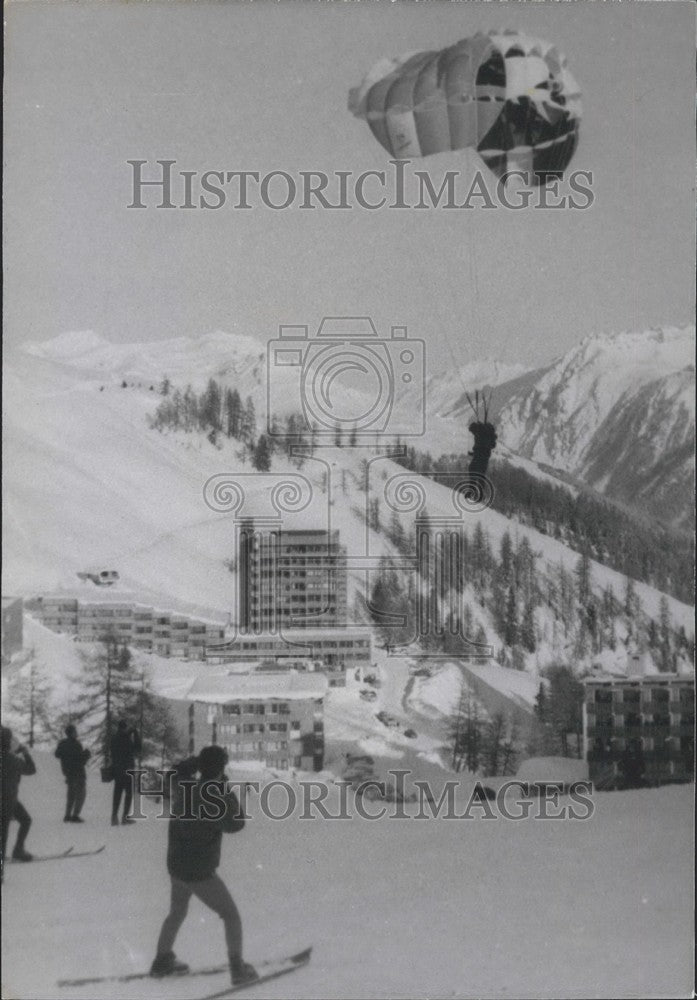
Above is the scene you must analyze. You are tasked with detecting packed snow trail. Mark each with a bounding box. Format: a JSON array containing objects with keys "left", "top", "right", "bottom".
[{"left": 1, "top": 751, "right": 693, "bottom": 999}]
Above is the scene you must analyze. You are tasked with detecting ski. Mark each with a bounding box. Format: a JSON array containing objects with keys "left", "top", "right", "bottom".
[
  {"left": 62, "top": 844, "right": 106, "bottom": 859},
  {"left": 14, "top": 845, "right": 105, "bottom": 865},
  {"left": 57, "top": 946, "right": 312, "bottom": 990},
  {"left": 197, "top": 948, "right": 312, "bottom": 999},
  {"left": 11, "top": 847, "right": 74, "bottom": 863}
]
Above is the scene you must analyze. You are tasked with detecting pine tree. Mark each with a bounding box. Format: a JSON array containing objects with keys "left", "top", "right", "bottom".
[
  {"left": 575, "top": 548, "right": 592, "bottom": 607},
  {"left": 482, "top": 712, "right": 506, "bottom": 777},
  {"left": 473, "top": 623, "right": 489, "bottom": 663},
  {"left": 7, "top": 651, "right": 54, "bottom": 747},
  {"left": 624, "top": 575, "right": 638, "bottom": 617},
  {"left": 225, "top": 388, "right": 243, "bottom": 438},
  {"left": 182, "top": 385, "right": 198, "bottom": 431},
  {"left": 68, "top": 636, "right": 144, "bottom": 765},
  {"left": 521, "top": 601, "right": 536, "bottom": 653},
  {"left": 368, "top": 497, "right": 380, "bottom": 533},
  {"left": 534, "top": 682, "right": 547, "bottom": 723},
  {"left": 240, "top": 396, "right": 257, "bottom": 449},
  {"left": 160, "top": 377, "right": 171, "bottom": 396},
  {"left": 252, "top": 434, "right": 272, "bottom": 472},
  {"left": 659, "top": 595, "right": 672, "bottom": 672},
  {"left": 499, "top": 531, "right": 513, "bottom": 585},
  {"left": 369, "top": 558, "right": 411, "bottom": 648},
  {"left": 389, "top": 510, "right": 406, "bottom": 551},
  {"left": 200, "top": 379, "right": 222, "bottom": 432},
  {"left": 504, "top": 586, "right": 518, "bottom": 647}
]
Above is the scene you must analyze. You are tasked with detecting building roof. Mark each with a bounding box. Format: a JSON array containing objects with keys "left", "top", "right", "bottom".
[
  {"left": 30, "top": 587, "right": 228, "bottom": 626},
  {"left": 208, "top": 626, "right": 371, "bottom": 651},
  {"left": 584, "top": 672, "right": 694, "bottom": 686},
  {"left": 186, "top": 671, "right": 328, "bottom": 704},
  {"left": 2, "top": 596, "right": 22, "bottom": 609}
]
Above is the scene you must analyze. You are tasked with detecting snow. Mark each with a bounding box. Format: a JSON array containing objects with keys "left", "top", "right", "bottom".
[
  {"left": 408, "top": 663, "right": 464, "bottom": 719},
  {"left": 2, "top": 330, "right": 694, "bottom": 998},
  {"left": 1, "top": 751, "right": 693, "bottom": 999},
  {"left": 461, "top": 661, "right": 541, "bottom": 712},
  {"left": 515, "top": 757, "right": 589, "bottom": 784}
]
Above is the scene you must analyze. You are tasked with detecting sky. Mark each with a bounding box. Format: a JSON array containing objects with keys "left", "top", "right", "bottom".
[{"left": 3, "top": 0, "right": 695, "bottom": 373}]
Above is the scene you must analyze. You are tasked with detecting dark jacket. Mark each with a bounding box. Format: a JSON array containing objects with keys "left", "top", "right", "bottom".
[
  {"left": 55, "top": 736, "right": 91, "bottom": 780},
  {"left": 1, "top": 746, "right": 36, "bottom": 812},
  {"left": 110, "top": 729, "right": 142, "bottom": 775},
  {"left": 166, "top": 771, "right": 245, "bottom": 883}
]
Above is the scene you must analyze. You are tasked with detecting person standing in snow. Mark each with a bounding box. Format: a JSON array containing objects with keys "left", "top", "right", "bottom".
[
  {"left": 150, "top": 746, "right": 257, "bottom": 987},
  {"left": 1, "top": 724, "right": 37, "bottom": 867},
  {"left": 110, "top": 719, "right": 141, "bottom": 826},
  {"left": 55, "top": 724, "right": 91, "bottom": 823}
]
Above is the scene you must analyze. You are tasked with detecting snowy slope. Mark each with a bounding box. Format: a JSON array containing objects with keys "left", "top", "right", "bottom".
[
  {"left": 4, "top": 336, "right": 695, "bottom": 670},
  {"left": 1, "top": 751, "right": 694, "bottom": 999}
]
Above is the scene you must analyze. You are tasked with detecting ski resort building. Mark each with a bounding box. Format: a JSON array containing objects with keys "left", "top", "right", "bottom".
[
  {"left": 26, "top": 591, "right": 226, "bottom": 660},
  {"left": 583, "top": 673, "right": 695, "bottom": 789},
  {"left": 1, "top": 596, "right": 24, "bottom": 664},
  {"left": 238, "top": 523, "right": 347, "bottom": 632},
  {"left": 184, "top": 672, "right": 328, "bottom": 771},
  {"left": 206, "top": 626, "right": 372, "bottom": 686}
]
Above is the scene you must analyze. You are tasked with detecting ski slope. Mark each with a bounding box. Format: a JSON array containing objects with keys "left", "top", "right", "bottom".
[{"left": 1, "top": 751, "right": 693, "bottom": 999}]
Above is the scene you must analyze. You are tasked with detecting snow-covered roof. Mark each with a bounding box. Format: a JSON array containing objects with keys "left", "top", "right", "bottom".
[
  {"left": 583, "top": 672, "right": 694, "bottom": 686},
  {"left": 186, "top": 671, "right": 328, "bottom": 704},
  {"left": 31, "top": 587, "right": 228, "bottom": 626},
  {"left": 210, "top": 626, "right": 371, "bottom": 649}
]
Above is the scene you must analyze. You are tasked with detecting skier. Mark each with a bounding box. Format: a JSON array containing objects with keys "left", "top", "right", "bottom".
[
  {"left": 110, "top": 719, "right": 142, "bottom": 826},
  {"left": 150, "top": 745, "right": 258, "bottom": 987},
  {"left": 55, "top": 724, "right": 91, "bottom": 823},
  {"left": 1, "top": 725, "right": 36, "bottom": 867}
]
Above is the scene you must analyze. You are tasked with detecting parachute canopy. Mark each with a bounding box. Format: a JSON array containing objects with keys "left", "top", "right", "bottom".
[{"left": 349, "top": 29, "right": 582, "bottom": 184}]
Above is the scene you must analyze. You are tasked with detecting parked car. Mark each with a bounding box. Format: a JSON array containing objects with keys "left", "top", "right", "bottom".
[{"left": 376, "top": 711, "right": 400, "bottom": 728}]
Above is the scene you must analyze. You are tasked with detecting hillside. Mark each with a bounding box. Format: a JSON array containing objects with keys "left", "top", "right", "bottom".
[
  {"left": 444, "top": 326, "right": 695, "bottom": 532},
  {"left": 3, "top": 334, "right": 694, "bottom": 688}
]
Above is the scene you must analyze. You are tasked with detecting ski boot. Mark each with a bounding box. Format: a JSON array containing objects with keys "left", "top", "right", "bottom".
[
  {"left": 12, "top": 847, "right": 33, "bottom": 862},
  {"left": 149, "top": 951, "right": 189, "bottom": 978},
  {"left": 230, "top": 957, "right": 258, "bottom": 986}
]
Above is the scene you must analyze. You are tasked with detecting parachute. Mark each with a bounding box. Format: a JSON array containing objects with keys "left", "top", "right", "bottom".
[{"left": 349, "top": 29, "right": 582, "bottom": 184}]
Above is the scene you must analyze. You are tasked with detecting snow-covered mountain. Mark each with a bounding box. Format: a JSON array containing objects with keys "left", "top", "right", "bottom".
[
  {"left": 3, "top": 329, "right": 693, "bottom": 636},
  {"left": 443, "top": 326, "right": 695, "bottom": 532}
]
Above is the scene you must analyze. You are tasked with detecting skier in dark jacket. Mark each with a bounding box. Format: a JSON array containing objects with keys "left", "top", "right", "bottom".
[
  {"left": 55, "top": 724, "right": 91, "bottom": 823},
  {"left": 110, "top": 720, "right": 142, "bottom": 826},
  {"left": 150, "top": 745, "right": 257, "bottom": 987},
  {"left": 1, "top": 725, "right": 36, "bottom": 867}
]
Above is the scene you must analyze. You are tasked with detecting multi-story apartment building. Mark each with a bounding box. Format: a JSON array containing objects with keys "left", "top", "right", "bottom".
[
  {"left": 1, "top": 596, "right": 24, "bottom": 664},
  {"left": 238, "top": 524, "right": 347, "bottom": 632},
  {"left": 26, "top": 591, "right": 226, "bottom": 660},
  {"left": 185, "top": 672, "right": 328, "bottom": 771},
  {"left": 206, "top": 626, "right": 372, "bottom": 686},
  {"left": 583, "top": 672, "right": 695, "bottom": 788}
]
